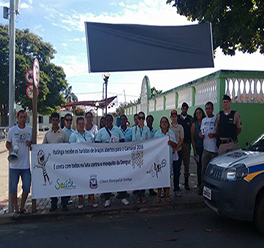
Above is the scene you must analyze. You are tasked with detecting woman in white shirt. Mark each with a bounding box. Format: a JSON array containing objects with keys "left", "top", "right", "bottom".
[
  {"left": 69, "top": 117, "right": 98, "bottom": 209},
  {"left": 85, "top": 112, "right": 98, "bottom": 139},
  {"left": 154, "top": 117, "right": 177, "bottom": 202}
]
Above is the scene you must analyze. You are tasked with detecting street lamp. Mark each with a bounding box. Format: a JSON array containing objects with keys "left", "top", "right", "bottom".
[
  {"left": 102, "top": 73, "right": 110, "bottom": 115},
  {"left": 95, "top": 101, "right": 99, "bottom": 126}
]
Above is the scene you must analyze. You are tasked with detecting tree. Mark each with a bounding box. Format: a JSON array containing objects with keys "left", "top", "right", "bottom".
[
  {"left": 166, "top": 0, "right": 264, "bottom": 55},
  {"left": 151, "top": 87, "right": 162, "bottom": 97},
  {"left": 0, "top": 25, "right": 71, "bottom": 125},
  {"left": 64, "top": 85, "right": 78, "bottom": 102}
]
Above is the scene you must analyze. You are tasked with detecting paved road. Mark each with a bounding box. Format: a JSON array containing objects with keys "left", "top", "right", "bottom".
[{"left": 0, "top": 207, "right": 263, "bottom": 248}]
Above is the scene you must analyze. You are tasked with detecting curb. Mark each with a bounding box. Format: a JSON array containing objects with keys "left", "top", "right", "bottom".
[{"left": 0, "top": 198, "right": 205, "bottom": 225}]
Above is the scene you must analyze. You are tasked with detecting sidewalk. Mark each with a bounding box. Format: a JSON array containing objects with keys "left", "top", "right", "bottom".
[{"left": 0, "top": 159, "right": 205, "bottom": 223}]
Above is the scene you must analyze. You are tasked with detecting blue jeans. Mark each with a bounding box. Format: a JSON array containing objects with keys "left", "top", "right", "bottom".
[{"left": 9, "top": 168, "right": 31, "bottom": 194}]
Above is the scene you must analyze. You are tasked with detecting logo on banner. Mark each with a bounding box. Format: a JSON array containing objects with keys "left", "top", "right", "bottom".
[
  {"left": 89, "top": 175, "right": 98, "bottom": 189},
  {"left": 147, "top": 156, "right": 167, "bottom": 178},
  {"left": 55, "top": 178, "right": 76, "bottom": 190},
  {"left": 33, "top": 150, "right": 52, "bottom": 186},
  {"left": 131, "top": 150, "right": 143, "bottom": 169}
]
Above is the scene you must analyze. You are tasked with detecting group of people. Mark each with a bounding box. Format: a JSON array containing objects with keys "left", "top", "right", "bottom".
[{"left": 6, "top": 94, "right": 242, "bottom": 214}]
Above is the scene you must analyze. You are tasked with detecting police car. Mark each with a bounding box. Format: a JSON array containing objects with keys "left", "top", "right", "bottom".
[{"left": 203, "top": 133, "right": 264, "bottom": 234}]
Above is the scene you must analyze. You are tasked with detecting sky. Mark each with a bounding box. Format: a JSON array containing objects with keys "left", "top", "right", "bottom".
[{"left": 1, "top": 0, "right": 264, "bottom": 114}]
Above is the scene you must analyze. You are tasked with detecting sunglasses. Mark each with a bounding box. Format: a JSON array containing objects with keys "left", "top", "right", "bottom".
[
  {"left": 138, "top": 116, "right": 145, "bottom": 120},
  {"left": 65, "top": 119, "right": 72, "bottom": 122}
]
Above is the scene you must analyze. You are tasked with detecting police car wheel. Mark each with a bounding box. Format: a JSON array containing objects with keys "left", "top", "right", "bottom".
[{"left": 254, "top": 193, "right": 264, "bottom": 235}]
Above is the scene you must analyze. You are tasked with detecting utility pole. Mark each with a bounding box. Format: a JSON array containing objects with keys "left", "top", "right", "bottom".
[
  {"left": 4, "top": 0, "right": 17, "bottom": 213},
  {"left": 8, "top": 0, "right": 16, "bottom": 128},
  {"left": 102, "top": 82, "right": 105, "bottom": 116},
  {"left": 102, "top": 74, "right": 110, "bottom": 115}
]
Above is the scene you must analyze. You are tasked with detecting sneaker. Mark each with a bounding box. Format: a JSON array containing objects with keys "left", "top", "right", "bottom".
[
  {"left": 50, "top": 205, "right": 57, "bottom": 212},
  {"left": 121, "top": 198, "right": 129, "bottom": 206},
  {"left": 19, "top": 209, "right": 27, "bottom": 214},
  {"left": 12, "top": 211, "right": 20, "bottom": 219},
  {"left": 78, "top": 204, "right": 83, "bottom": 209},
  {"left": 104, "top": 199, "right": 111, "bottom": 207},
  {"left": 92, "top": 203, "right": 98, "bottom": 208},
  {"left": 175, "top": 190, "right": 181, "bottom": 197}
]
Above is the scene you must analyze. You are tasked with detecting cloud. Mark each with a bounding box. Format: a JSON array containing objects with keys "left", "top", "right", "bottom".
[
  {"left": 55, "top": 55, "right": 88, "bottom": 79},
  {"left": 54, "top": 0, "right": 191, "bottom": 33},
  {"left": 119, "top": 2, "right": 125, "bottom": 7},
  {"left": 62, "top": 43, "right": 68, "bottom": 47},
  {"left": 0, "top": 1, "right": 9, "bottom": 7},
  {"left": 21, "top": 3, "right": 32, "bottom": 9}
]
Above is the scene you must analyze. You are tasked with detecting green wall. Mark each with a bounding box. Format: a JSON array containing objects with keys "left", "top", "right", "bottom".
[{"left": 126, "top": 70, "right": 264, "bottom": 149}]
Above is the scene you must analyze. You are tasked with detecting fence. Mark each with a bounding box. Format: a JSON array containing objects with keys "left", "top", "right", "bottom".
[{"left": 124, "top": 70, "right": 264, "bottom": 148}]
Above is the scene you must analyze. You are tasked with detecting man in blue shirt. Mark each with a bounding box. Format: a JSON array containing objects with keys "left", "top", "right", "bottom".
[
  {"left": 95, "top": 115, "right": 125, "bottom": 143},
  {"left": 63, "top": 113, "right": 74, "bottom": 140},
  {"left": 119, "top": 114, "right": 132, "bottom": 142},
  {"left": 132, "top": 111, "right": 151, "bottom": 203},
  {"left": 146, "top": 114, "right": 157, "bottom": 196}
]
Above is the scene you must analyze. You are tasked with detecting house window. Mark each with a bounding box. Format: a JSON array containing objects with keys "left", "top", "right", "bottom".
[{"left": 38, "top": 116, "right": 43, "bottom": 124}]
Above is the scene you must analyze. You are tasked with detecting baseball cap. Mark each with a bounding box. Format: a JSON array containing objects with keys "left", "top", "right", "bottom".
[
  {"left": 171, "top": 110, "right": 177, "bottom": 116},
  {"left": 222, "top": 95, "right": 231, "bottom": 101}
]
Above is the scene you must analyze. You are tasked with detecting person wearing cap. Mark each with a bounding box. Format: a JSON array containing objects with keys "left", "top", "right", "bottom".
[
  {"left": 177, "top": 102, "right": 193, "bottom": 190},
  {"left": 215, "top": 95, "right": 242, "bottom": 155},
  {"left": 170, "top": 110, "right": 184, "bottom": 197}
]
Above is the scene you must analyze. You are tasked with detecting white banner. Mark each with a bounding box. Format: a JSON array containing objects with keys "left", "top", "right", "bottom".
[{"left": 31, "top": 137, "right": 170, "bottom": 199}]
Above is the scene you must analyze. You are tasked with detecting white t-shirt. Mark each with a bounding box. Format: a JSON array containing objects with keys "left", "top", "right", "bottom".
[
  {"left": 7, "top": 125, "right": 32, "bottom": 169},
  {"left": 85, "top": 124, "right": 98, "bottom": 139},
  {"left": 201, "top": 116, "right": 217, "bottom": 153}
]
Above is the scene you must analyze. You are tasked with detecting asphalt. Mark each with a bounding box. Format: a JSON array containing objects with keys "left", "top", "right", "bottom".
[{"left": 0, "top": 132, "right": 205, "bottom": 224}]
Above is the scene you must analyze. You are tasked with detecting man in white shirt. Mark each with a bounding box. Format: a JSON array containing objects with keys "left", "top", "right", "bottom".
[
  {"left": 6, "top": 110, "right": 32, "bottom": 215},
  {"left": 200, "top": 102, "right": 218, "bottom": 178},
  {"left": 43, "top": 112, "right": 68, "bottom": 212}
]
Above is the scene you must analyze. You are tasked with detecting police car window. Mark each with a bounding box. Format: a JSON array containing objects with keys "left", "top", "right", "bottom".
[{"left": 245, "top": 134, "right": 264, "bottom": 152}]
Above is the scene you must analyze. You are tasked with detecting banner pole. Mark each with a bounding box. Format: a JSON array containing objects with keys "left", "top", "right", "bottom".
[{"left": 31, "top": 84, "right": 37, "bottom": 213}]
